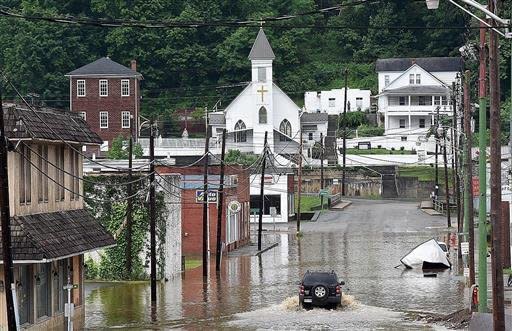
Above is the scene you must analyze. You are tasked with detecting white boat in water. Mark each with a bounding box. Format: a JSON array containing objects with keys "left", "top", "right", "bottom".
[{"left": 400, "top": 238, "right": 451, "bottom": 269}]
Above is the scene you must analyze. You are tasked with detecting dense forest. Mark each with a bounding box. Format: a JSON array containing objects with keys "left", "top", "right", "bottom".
[{"left": 0, "top": 0, "right": 510, "bottom": 121}]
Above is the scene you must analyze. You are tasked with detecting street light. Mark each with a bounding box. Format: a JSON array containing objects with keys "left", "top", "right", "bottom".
[{"left": 425, "top": 0, "right": 439, "bottom": 9}]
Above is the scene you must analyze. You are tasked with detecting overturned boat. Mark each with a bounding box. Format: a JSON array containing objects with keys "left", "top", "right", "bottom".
[{"left": 400, "top": 238, "right": 451, "bottom": 269}]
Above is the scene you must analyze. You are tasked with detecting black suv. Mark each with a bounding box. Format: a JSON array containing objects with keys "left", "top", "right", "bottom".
[{"left": 299, "top": 271, "right": 345, "bottom": 309}]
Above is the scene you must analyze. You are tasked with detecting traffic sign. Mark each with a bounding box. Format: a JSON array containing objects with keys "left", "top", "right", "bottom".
[
  {"left": 461, "top": 242, "right": 469, "bottom": 255},
  {"left": 195, "top": 190, "right": 218, "bottom": 203}
]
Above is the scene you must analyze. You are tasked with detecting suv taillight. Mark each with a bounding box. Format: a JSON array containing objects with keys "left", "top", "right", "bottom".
[
  {"left": 299, "top": 285, "right": 304, "bottom": 294},
  {"left": 336, "top": 285, "right": 340, "bottom": 294}
]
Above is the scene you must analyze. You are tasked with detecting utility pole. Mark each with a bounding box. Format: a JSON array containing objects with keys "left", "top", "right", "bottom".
[
  {"left": 0, "top": 80, "right": 17, "bottom": 330},
  {"left": 478, "top": 20, "right": 488, "bottom": 313},
  {"left": 215, "top": 129, "right": 227, "bottom": 273},
  {"left": 341, "top": 68, "right": 348, "bottom": 196},
  {"left": 257, "top": 131, "right": 268, "bottom": 251},
  {"left": 320, "top": 132, "right": 324, "bottom": 210},
  {"left": 435, "top": 106, "right": 440, "bottom": 198},
  {"left": 463, "top": 70, "right": 476, "bottom": 286},
  {"left": 297, "top": 128, "right": 303, "bottom": 234},
  {"left": 202, "top": 108, "right": 210, "bottom": 278},
  {"left": 443, "top": 132, "right": 451, "bottom": 228},
  {"left": 488, "top": 0, "right": 505, "bottom": 327},
  {"left": 149, "top": 121, "right": 157, "bottom": 304},
  {"left": 125, "top": 118, "right": 134, "bottom": 278},
  {"left": 452, "top": 81, "right": 461, "bottom": 235}
]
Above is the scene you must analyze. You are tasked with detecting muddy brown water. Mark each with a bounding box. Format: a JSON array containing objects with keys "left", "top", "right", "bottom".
[{"left": 85, "top": 200, "right": 466, "bottom": 330}]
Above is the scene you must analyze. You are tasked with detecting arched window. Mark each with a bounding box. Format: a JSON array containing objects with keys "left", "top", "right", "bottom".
[
  {"left": 234, "top": 120, "right": 247, "bottom": 143},
  {"left": 259, "top": 107, "right": 267, "bottom": 124},
  {"left": 279, "top": 119, "right": 292, "bottom": 141}
]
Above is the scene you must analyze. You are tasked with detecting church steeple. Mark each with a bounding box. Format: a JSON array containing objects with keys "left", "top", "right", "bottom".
[{"left": 248, "top": 28, "right": 275, "bottom": 60}]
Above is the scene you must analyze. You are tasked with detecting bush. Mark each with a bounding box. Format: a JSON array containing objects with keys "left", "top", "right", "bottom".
[
  {"left": 377, "top": 145, "right": 382, "bottom": 149},
  {"left": 340, "top": 112, "right": 368, "bottom": 129},
  {"left": 85, "top": 256, "right": 99, "bottom": 280},
  {"left": 400, "top": 146, "right": 405, "bottom": 151},
  {"left": 391, "top": 147, "right": 395, "bottom": 151},
  {"left": 357, "top": 124, "right": 385, "bottom": 137}
]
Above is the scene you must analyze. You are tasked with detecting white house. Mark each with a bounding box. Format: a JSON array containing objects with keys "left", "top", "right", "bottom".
[
  {"left": 249, "top": 173, "right": 295, "bottom": 223},
  {"left": 376, "top": 57, "right": 462, "bottom": 138},
  {"left": 304, "top": 88, "right": 371, "bottom": 114},
  {"left": 209, "top": 28, "right": 304, "bottom": 156}
]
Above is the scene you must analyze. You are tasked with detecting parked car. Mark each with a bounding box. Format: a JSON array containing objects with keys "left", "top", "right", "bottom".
[
  {"left": 299, "top": 271, "right": 344, "bottom": 309},
  {"left": 437, "top": 241, "right": 449, "bottom": 257}
]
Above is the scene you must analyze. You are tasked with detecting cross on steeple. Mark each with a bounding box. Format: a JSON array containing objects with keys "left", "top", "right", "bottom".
[{"left": 257, "top": 85, "right": 268, "bottom": 103}]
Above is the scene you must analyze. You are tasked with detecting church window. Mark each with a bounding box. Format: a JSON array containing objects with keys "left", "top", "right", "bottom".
[
  {"left": 279, "top": 119, "right": 292, "bottom": 141},
  {"left": 258, "top": 67, "right": 266, "bottom": 82},
  {"left": 234, "top": 120, "right": 247, "bottom": 143},
  {"left": 259, "top": 107, "right": 267, "bottom": 124}
]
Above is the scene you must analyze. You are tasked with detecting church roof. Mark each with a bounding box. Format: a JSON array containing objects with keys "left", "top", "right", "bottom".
[
  {"left": 248, "top": 28, "right": 275, "bottom": 60},
  {"left": 66, "top": 57, "right": 142, "bottom": 77}
]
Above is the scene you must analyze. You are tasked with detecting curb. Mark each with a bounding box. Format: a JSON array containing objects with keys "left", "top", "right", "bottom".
[{"left": 254, "top": 242, "right": 279, "bottom": 256}]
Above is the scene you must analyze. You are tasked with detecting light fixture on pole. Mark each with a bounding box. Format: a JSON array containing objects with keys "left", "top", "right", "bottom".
[{"left": 425, "top": 0, "right": 439, "bottom": 9}]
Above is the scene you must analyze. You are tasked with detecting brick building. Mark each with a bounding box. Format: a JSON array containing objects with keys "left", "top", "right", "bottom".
[
  {"left": 66, "top": 57, "right": 142, "bottom": 156},
  {"left": 156, "top": 165, "right": 251, "bottom": 257}
]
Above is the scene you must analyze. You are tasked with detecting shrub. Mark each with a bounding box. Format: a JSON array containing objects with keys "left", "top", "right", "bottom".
[
  {"left": 391, "top": 147, "right": 395, "bottom": 151},
  {"left": 356, "top": 124, "right": 385, "bottom": 137},
  {"left": 377, "top": 145, "right": 382, "bottom": 149},
  {"left": 340, "top": 112, "right": 368, "bottom": 129},
  {"left": 400, "top": 146, "right": 405, "bottom": 151}
]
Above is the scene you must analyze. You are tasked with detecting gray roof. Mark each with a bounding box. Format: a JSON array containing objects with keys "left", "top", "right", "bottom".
[
  {"left": 3, "top": 104, "right": 103, "bottom": 145},
  {"left": 66, "top": 57, "right": 141, "bottom": 77},
  {"left": 376, "top": 57, "right": 462, "bottom": 72},
  {"left": 382, "top": 85, "right": 450, "bottom": 95},
  {"left": 301, "top": 112, "right": 329, "bottom": 123},
  {"left": 209, "top": 112, "right": 226, "bottom": 125},
  {"left": 248, "top": 28, "right": 275, "bottom": 60},
  {"left": 0, "top": 209, "right": 115, "bottom": 261}
]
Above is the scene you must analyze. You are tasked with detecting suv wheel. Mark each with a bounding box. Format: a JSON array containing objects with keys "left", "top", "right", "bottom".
[{"left": 313, "top": 285, "right": 327, "bottom": 300}]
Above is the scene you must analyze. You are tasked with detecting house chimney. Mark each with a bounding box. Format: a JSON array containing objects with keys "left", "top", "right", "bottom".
[
  {"left": 130, "top": 59, "right": 137, "bottom": 71},
  {"left": 411, "top": 58, "right": 416, "bottom": 65}
]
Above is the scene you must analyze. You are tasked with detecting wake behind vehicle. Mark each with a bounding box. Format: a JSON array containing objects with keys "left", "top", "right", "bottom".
[{"left": 299, "top": 271, "right": 344, "bottom": 309}]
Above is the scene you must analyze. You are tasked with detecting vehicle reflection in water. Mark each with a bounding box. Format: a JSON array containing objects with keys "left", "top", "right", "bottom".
[{"left": 85, "top": 225, "right": 465, "bottom": 329}]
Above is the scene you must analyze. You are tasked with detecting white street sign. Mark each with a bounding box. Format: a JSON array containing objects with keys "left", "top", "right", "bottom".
[{"left": 461, "top": 242, "right": 469, "bottom": 255}]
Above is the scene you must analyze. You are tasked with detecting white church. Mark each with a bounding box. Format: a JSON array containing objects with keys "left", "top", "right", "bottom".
[{"left": 210, "top": 28, "right": 309, "bottom": 158}]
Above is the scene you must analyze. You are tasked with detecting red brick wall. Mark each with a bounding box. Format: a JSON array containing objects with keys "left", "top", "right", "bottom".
[
  {"left": 156, "top": 165, "right": 250, "bottom": 257},
  {"left": 70, "top": 77, "right": 140, "bottom": 153}
]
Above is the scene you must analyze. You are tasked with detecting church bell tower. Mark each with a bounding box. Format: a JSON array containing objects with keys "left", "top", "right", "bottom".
[{"left": 248, "top": 28, "right": 275, "bottom": 153}]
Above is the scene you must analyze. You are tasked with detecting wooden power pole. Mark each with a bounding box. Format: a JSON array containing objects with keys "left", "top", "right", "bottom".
[
  {"left": 443, "top": 132, "right": 451, "bottom": 228},
  {"left": 125, "top": 119, "right": 134, "bottom": 278},
  {"left": 257, "top": 131, "right": 268, "bottom": 251},
  {"left": 341, "top": 69, "right": 348, "bottom": 196},
  {"left": 215, "top": 129, "right": 227, "bottom": 272},
  {"left": 149, "top": 121, "right": 157, "bottom": 304},
  {"left": 297, "top": 128, "right": 303, "bottom": 233},
  {"left": 0, "top": 79, "right": 17, "bottom": 330}
]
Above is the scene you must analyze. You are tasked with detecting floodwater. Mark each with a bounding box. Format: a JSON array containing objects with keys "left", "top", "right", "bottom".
[{"left": 85, "top": 199, "right": 466, "bottom": 330}]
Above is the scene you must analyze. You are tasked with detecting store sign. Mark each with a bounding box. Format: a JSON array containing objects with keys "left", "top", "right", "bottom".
[
  {"left": 195, "top": 190, "right": 218, "bottom": 203},
  {"left": 228, "top": 200, "right": 241, "bottom": 213}
]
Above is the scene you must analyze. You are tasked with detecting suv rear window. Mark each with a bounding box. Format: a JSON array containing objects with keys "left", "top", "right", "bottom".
[{"left": 303, "top": 272, "right": 338, "bottom": 285}]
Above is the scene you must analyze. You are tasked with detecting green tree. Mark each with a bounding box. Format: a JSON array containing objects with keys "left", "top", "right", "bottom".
[{"left": 106, "top": 135, "right": 144, "bottom": 159}]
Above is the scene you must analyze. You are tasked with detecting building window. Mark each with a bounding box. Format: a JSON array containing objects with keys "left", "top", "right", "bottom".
[
  {"left": 70, "top": 148, "right": 80, "bottom": 201},
  {"left": 399, "top": 119, "right": 406, "bottom": 129},
  {"left": 384, "top": 75, "right": 390, "bottom": 87},
  {"left": 234, "top": 120, "right": 247, "bottom": 143},
  {"left": 401, "top": 136, "right": 407, "bottom": 141},
  {"left": 35, "top": 263, "right": 51, "bottom": 319},
  {"left": 78, "top": 112, "right": 86, "bottom": 121},
  {"left": 356, "top": 97, "right": 363, "bottom": 109},
  {"left": 99, "top": 79, "right": 108, "bottom": 97},
  {"left": 259, "top": 106, "right": 267, "bottom": 124},
  {"left": 77, "top": 80, "right": 86, "bottom": 97},
  {"left": 328, "top": 98, "right": 336, "bottom": 107},
  {"left": 416, "top": 74, "right": 421, "bottom": 84},
  {"left": 17, "top": 265, "right": 32, "bottom": 326},
  {"left": 100, "top": 111, "right": 109, "bottom": 128},
  {"left": 308, "top": 132, "right": 313, "bottom": 140},
  {"left": 55, "top": 145, "right": 65, "bottom": 202},
  {"left": 19, "top": 144, "right": 31, "bottom": 205},
  {"left": 399, "top": 96, "right": 407, "bottom": 106},
  {"left": 121, "top": 111, "right": 131, "bottom": 129},
  {"left": 258, "top": 67, "right": 266, "bottom": 82},
  {"left": 434, "top": 96, "right": 449, "bottom": 106},
  {"left": 250, "top": 194, "right": 281, "bottom": 215},
  {"left": 121, "top": 79, "right": 130, "bottom": 96},
  {"left": 409, "top": 74, "right": 415, "bottom": 85},
  {"left": 419, "top": 118, "right": 426, "bottom": 128},
  {"left": 279, "top": 119, "right": 292, "bottom": 141},
  {"left": 38, "top": 145, "right": 48, "bottom": 203}
]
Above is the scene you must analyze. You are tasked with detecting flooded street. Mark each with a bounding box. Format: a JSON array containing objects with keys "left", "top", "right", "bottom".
[{"left": 85, "top": 199, "right": 466, "bottom": 330}]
